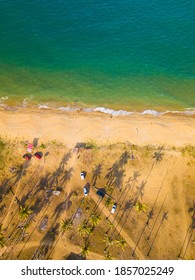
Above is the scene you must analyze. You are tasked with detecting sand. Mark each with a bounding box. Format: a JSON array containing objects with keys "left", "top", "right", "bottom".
[
  {"left": 0, "top": 108, "right": 195, "bottom": 260},
  {"left": 0, "top": 108, "right": 195, "bottom": 148}
]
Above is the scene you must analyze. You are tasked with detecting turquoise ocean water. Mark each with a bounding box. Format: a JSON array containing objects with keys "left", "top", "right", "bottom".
[{"left": 0, "top": 0, "right": 194, "bottom": 115}]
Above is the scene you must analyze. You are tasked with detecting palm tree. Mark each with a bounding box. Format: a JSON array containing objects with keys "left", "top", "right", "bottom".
[
  {"left": 89, "top": 213, "right": 101, "bottom": 227},
  {"left": 61, "top": 219, "right": 72, "bottom": 233},
  {"left": 116, "top": 236, "right": 127, "bottom": 251},
  {"left": 104, "top": 234, "right": 115, "bottom": 247},
  {"left": 105, "top": 197, "right": 112, "bottom": 206},
  {"left": 0, "top": 225, "right": 5, "bottom": 248},
  {"left": 104, "top": 250, "right": 113, "bottom": 260},
  {"left": 77, "top": 220, "right": 91, "bottom": 237},
  {"left": 0, "top": 235, "right": 5, "bottom": 248},
  {"left": 19, "top": 205, "right": 33, "bottom": 220},
  {"left": 134, "top": 201, "right": 148, "bottom": 214},
  {"left": 80, "top": 241, "right": 90, "bottom": 258}
]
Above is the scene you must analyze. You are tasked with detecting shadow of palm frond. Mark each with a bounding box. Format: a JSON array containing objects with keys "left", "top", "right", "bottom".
[
  {"left": 48, "top": 151, "right": 72, "bottom": 186},
  {"left": 32, "top": 223, "right": 59, "bottom": 259},
  {"left": 134, "top": 181, "right": 146, "bottom": 202},
  {"left": 152, "top": 146, "right": 164, "bottom": 162},
  {"left": 52, "top": 192, "right": 75, "bottom": 219},
  {"left": 60, "top": 167, "right": 74, "bottom": 186},
  {"left": 91, "top": 163, "right": 103, "bottom": 185}
]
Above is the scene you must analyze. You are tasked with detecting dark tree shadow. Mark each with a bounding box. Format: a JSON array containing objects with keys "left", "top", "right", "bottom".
[
  {"left": 152, "top": 146, "right": 164, "bottom": 162},
  {"left": 91, "top": 163, "right": 103, "bottom": 186},
  {"left": 60, "top": 167, "right": 74, "bottom": 186},
  {"left": 178, "top": 201, "right": 195, "bottom": 259},
  {"left": 105, "top": 151, "right": 130, "bottom": 188},
  {"left": 32, "top": 223, "right": 59, "bottom": 259},
  {"left": 48, "top": 151, "right": 72, "bottom": 186},
  {"left": 32, "top": 196, "right": 47, "bottom": 216},
  {"left": 147, "top": 211, "right": 168, "bottom": 257},
  {"left": 134, "top": 181, "right": 146, "bottom": 203},
  {"left": 52, "top": 191, "right": 76, "bottom": 219},
  {"left": 124, "top": 199, "right": 134, "bottom": 211}
]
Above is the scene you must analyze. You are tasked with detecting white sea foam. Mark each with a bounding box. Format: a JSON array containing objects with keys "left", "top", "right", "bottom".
[
  {"left": 2, "top": 102, "right": 191, "bottom": 117},
  {"left": 58, "top": 106, "right": 77, "bottom": 112},
  {"left": 93, "top": 107, "right": 133, "bottom": 116},
  {"left": 37, "top": 104, "right": 195, "bottom": 117},
  {"left": 38, "top": 104, "right": 51, "bottom": 109},
  {"left": 141, "top": 110, "right": 162, "bottom": 116}
]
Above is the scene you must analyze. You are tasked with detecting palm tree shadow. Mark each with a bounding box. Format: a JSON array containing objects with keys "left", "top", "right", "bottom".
[
  {"left": 152, "top": 146, "right": 164, "bottom": 162},
  {"left": 52, "top": 191, "right": 77, "bottom": 219},
  {"left": 178, "top": 201, "right": 195, "bottom": 258},
  {"left": 105, "top": 151, "right": 130, "bottom": 187},
  {"left": 33, "top": 224, "right": 59, "bottom": 259},
  {"left": 91, "top": 163, "right": 103, "bottom": 186},
  {"left": 46, "top": 151, "right": 72, "bottom": 186},
  {"left": 60, "top": 167, "right": 74, "bottom": 186}
]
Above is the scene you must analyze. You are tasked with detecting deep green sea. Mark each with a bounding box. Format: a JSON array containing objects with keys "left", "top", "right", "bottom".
[{"left": 0, "top": 0, "right": 194, "bottom": 115}]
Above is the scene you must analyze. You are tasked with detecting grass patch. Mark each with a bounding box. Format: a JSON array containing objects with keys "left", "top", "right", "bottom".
[
  {"left": 85, "top": 140, "right": 99, "bottom": 150},
  {"left": 181, "top": 145, "right": 195, "bottom": 158}
]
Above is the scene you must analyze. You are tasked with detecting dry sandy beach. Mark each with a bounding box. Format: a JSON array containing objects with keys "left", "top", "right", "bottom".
[
  {"left": 0, "top": 108, "right": 195, "bottom": 260},
  {"left": 0, "top": 108, "right": 195, "bottom": 148}
]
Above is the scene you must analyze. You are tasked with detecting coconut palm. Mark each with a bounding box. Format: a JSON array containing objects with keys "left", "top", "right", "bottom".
[
  {"left": 0, "top": 235, "right": 5, "bottom": 248},
  {"left": 0, "top": 225, "right": 5, "bottom": 248},
  {"left": 80, "top": 241, "right": 90, "bottom": 258},
  {"left": 77, "top": 220, "right": 91, "bottom": 237},
  {"left": 89, "top": 213, "right": 101, "bottom": 227},
  {"left": 19, "top": 205, "right": 33, "bottom": 220},
  {"left": 116, "top": 236, "right": 127, "bottom": 251},
  {"left": 105, "top": 197, "right": 112, "bottom": 206},
  {"left": 104, "top": 234, "right": 115, "bottom": 247},
  {"left": 104, "top": 250, "right": 113, "bottom": 260},
  {"left": 61, "top": 219, "right": 72, "bottom": 233},
  {"left": 134, "top": 201, "right": 148, "bottom": 214}
]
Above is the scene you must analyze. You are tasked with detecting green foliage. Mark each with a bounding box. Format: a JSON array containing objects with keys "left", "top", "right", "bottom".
[
  {"left": 0, "top": 224, "right": 5, "bottom": 248},
  {"left": 181, "top": 145, "right": 195, "bottom": 158},
  {"left": 39, "top": 143, "right": 47, "bottom": 149},
  {"left": 105, "top": 197, "right": 112, "bottom": 206},
  {"left": 104, "top": 250, "right": 113, "bottom": 260},
  {"left": 115, "top": 236, "right": 127, "bottom": 251},
  {"left": 80, "top": 241, "right": 90, "bottom": 257},
  {"left": 0, "top": 138, "right": 6, "bottom": 151},
  {"left": 89, "top": 213, "right": 101, "bottom": 227},
  {"left": 19, "top": 205, "right": 33, "bottom": 220},
  {"left": 61, "top": 219, "right": 72, "bottom": 232},
  {"left": 0, "top": 137, "right": 6, "bottom": 170},
  {"left": 141, "top": 145, "right": 154, "bottom": 157},
  {"left": 85, "top": 140, "right": 99, "bottom": 150},
  {"left": 134, "top": 201, "right": 148, "bottom": 214},
  {"left": 77, "top": 220, "right": 91, "bottom": 237}
]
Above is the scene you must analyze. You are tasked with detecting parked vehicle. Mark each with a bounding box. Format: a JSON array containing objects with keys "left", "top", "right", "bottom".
[
  {"left": 96, "top": 189, "right": 105, "bottom": 198},
  {"left": 83, "top": 186, "right": 88, "bottom": 196},
  {"left": 111, "top": 203, "right": 117, "bottom": 214},
  {"left": 80, "top": 171, "right": 85, "bottom": 180}
]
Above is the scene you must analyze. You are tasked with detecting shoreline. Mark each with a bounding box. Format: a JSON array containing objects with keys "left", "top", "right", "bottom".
[
  {"left": 1, "top": 101, "right": 195, "bottom": 117},
  {"left": 1, "top": 97, "right": 195, "bottom": 117},
  {"left": 0, "top": 107, "right": 195, "bottom": 148}
]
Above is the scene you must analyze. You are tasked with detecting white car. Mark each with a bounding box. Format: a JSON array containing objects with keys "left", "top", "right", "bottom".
[
  {"left": 111, "top": 203, "right": 117, "bottom": 214},
  {"left": 83, "top": 187, "right": 88, "bottom": 196},
  {"left": 80, "top": 171, "right": 85, "bottom": 180}
]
